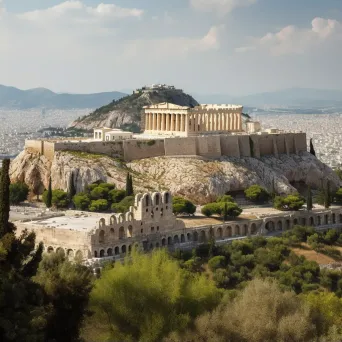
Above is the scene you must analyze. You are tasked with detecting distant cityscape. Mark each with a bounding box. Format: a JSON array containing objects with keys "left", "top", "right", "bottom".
[{"left": 1, "top": 107, "right": 342, "bottom": 170}]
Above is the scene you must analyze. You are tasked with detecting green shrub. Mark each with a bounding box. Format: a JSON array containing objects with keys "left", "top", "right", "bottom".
[
  {"left": 9, "top": 182, "right": 29, "bottom": 204},
  {"left": 89, "top": 199, "right": 109, "bottom": 212},
  {"left": 111, "top": 196, "right": 134, "bottom": 213},
  {"left": 43, "top": 189, "right": 69, "bottom": 209},
  {"left": 274, "top": 194, "right": 305, "bottom": 211},
  {"left": 208, "top": 256, "right": 227, "bottom": 271},
  {"left": 244, "top": 185, "right": 270, "bottom": 203},
  {"left": 73, "top": 193, "right": 91, "bottom": 210},
  {"left": 90, "top": 186, "right": 109, "bottom": 200},
  {"left": 109, "top": 189, "right": 126, "bottom": 203},
  {"left": 201, "top": 202, "right": 242, "bottom": 218},
  {"left": 172, "top": 197, "right": 196, "bottom": 215},
  {"left": 216, "top": 195, "right": 234, "bottom": 203}
]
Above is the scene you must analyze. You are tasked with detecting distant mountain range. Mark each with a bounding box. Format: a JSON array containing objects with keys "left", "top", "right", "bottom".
[
  {"left": 195, "top": 88, "right": 342, "bottom": 108},
  {"left": 1, "top": 84, "right": 342, "bottom": 110},
  {"left": 0, "top": 85, "right": 126, "bottom": 110}
]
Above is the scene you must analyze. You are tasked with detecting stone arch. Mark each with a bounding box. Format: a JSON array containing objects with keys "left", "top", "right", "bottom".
[
  {"left": 56, "top": 247, "right": 65, "bottom": 256},
  {"left": 117, "top": 214, "right": 125, "bottom": 224},
  {"left": 125, "top": 212, "right": 134, "bottom": 222},
  {"left": 122, "top": 245, "right": 127, "bottom": 254},
  {"left": 301, "top": 217, "right": 306, "bottom": 226},
  {"left": 250, "top": 223, "right": 257, "bottom": 235},
  {"left": 293, "top": 218, "right": 298, "bottom": 225},
  {"left": 115, "top": 246, "right": 120, "bottom": 255},
  {"left": 181, "top": 234, "right": 185, "bottom": 243},
  {"left": 225, "top": 226, "right": 232, "bottom": 238},
  {"left": 119, "top": 226, "right": 125, "bottom": 239},
  {"left": 167, "top": 236, "right": 172, "bottom": 245},
  {"left": 128, "top": 245, "right": 132, "bottom": 253},
  {"left": 235, "top": 225, "right": 241, "bottom": 236},
  {"left": 174, "top": 235, "right": 180, "bottom": 244},
  {"left": 265, "top": 221, "right": 275, "bottom": 232},
  {"left": 47, "top": 246, "right": 54, "bottom": 253},
  {"left": 107, "top": 248, "right": 113, "bottom": 256},
  {"left": 94, "top": 250, "right": 98, "bottom": 258},
  {"left": 277, "top": 221, "right": 282, "bottom": 231},
  {"left": 332, "top": 213, "right": 336, "bottom": 224},
  {"left": 99, "top": 230, "right": 105, "bottom": 243},
  {"left": 142, "top": 194, "right": 151, "bottom": 207},
  {"left": 156, "top": 242, "right": 160, "bottom": 248},
  {"left": 75, "top": 250, "right": 83, "bottom": 260},
  {"left": 67, "top": 249, "right": 74, "bottom": 259},
  {"left": 193, "top": 231, "right": 199, "bottom": 241},
  {"left": 325, "top": 215, "right": 329, "bottom": 225},
  {"left": 110, "top": 215, "right": 117, "bottom": 225},
  {"left": 187, "top": 233, "right": 192, "bottom": 241},
  {"left": 99, "top": 218, "right": 106, "bottom": 228},
  {"left": 162, "top": 238, "right": 166, "bottom": 246},
  {"left": 135, "top": 193, "right": 143, "bottom": 206},
  {"left": 285, "top": 219, "right": 291, "bottom": 230},
  {"left": 243, "top": 224, "right": 248, "bottom": 236},
  {"left": 109, "top": 228, "right": 115, "bottom": 239},
  {"left": 152, "top": 192, "right": 161, "bottom": 206},
  {"left": 309, "top": 217, "right": 315, "bottom": 226},
  {"left": 216, "top": 227, "right": 223, "bottom": 239},
  {"left": 317, "top": 216, "right": 321, "bottom": 225},
  {"left": 127, "top": 225, "right": 133, "bottom": 238},
  {"left": 100, "top": 249, "right": 105, "bottom": 258},
  {"left": 200, "top": 230, "right": 206, "bottom": 242},
  {"left": 163, "top": 191, "right": 171, "bottom": 204}
]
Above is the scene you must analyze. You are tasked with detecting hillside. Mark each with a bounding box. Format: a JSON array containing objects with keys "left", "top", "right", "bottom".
[
  {"left": 10, "top": 150, "right": 339, "bottom": 205},
  {"left": 0, "top": 85, "right": 126, "bottom": 109},
  {"left": 69, "top": 89, "right": 199, "bottom": 132}
]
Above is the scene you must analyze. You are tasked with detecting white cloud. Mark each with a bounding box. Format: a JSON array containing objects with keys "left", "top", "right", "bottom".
[
  {"left": 190, "top": 0, "right": 257, "bottom": 15},
  {"left": 18, "top": 1, "right": 144, "bottom": 22},
  {"left": 236, "top": 17, "right": 342, "bottom": 56}
]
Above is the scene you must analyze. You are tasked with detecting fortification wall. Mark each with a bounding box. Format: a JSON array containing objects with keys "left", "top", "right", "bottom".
[
  {"left": 164, "top": 137, "right": 197, "bottom": 156},
  {"left": 294, "top": 133, "right": 307, "bottom": 152},
  {"left": 285, "top": 134, "right": 295, "bottom": 154},
  {"left": 123, "top": 139, "right": 165, "bottom": 161},
  {"left": 220, "top": 135, "right": 240, "bottom": 157},
  {"left": 238, "top": 135, "right": 251, "bottom": 157},
  {"left": 275, "top": 134, "right": 287, "bottom": 155},
  {"left": 196, "top": 135, "right": 221, "bottom": 158},
  {"left": 257, "top": 134, "right": 275, "bottom": 156},
  {"left": 54, "top": 141, "right": 124, "bottom": 159},
  {"left": 25, "top": 140, "right": 43, "bottom": 154},
  {"left": 44, "top": 142, "right": 56, "bottom": 160}
]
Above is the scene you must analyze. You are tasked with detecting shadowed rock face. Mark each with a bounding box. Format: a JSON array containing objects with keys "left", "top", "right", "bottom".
[
  {"left": 10, "top": 150, "right": 339, "bottom": 205},
  {"left": 68, "top": 90, "right": 199, "bottom": 131}
]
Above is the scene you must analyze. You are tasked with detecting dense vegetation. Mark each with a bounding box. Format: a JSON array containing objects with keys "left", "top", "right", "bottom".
[{"left": 201, "top": 195, "right": 242, "bottom": 219}]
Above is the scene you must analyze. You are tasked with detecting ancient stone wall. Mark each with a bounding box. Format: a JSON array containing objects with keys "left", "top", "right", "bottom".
[
  {"left": 25, "top": 140, "right": 43, "bottom": 154},
  {"left": 220, "top": 135, "right": 240, "bottom": 157},
  {"left": 24, "top": 132, "right": 307, "bottom": 162},
  {"left": 164, "top": 137, "right": 197, "bottom": 156},
  {"left": 123, "top": 139, "right": 165, "bottom": 161},
  {"left": 196, "top": 135, "right": 221, "bottom": 158}
]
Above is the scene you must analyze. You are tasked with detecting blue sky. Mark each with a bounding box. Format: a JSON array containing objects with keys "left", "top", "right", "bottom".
[{"left": 1, "top": 0, "right": 342, "bottom": 95}]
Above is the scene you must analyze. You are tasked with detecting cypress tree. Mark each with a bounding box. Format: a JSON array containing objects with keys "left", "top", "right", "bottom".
[
  {"left": 324, "top": 180, "right": 331, "bottom": 209},
  {"left": 125, "top": 173, "right": 134, "bottom": 197},
  {"left": 0, "top": 159, "right": 11, "bottom": 236},
  {"left": 68, "top": 172, "right": 76, "bottom": 207},
  {"left": 307, "top": 185, "right": 313, "bottom": 211},
  {"left": 223, "top": 202, "right": 228, "bottom": 221},
  {"left": 309, "top": 138, "right": 316, "bottom": 156},
  {"left": 46, "top": 177, "right": 52, "bottom": 208}
]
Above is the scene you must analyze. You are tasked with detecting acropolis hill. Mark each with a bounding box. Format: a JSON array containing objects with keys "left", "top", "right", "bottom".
[{"left": 9, "top": 86, "right": 341, "bottom": 204}]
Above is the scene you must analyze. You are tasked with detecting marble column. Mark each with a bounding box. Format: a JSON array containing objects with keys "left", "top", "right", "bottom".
[
  {"left": 156, "top": 113, "right": 160, "bottom": 131},
  {"left": 180, "top": 114, "right": 184, "bottom": 132},
  {"left": 175, "top": 114, "right": 179, "bottom": 131},
  {"left": 145, "top": 113, "right": 149, "bottom": 130},
  {"left": 161, "top": 113, "right": 165, "bottom": 131},
  {"left": 166, "top": 114, "right": 170, "bottom": 131},
  {"left": 152, "top": 113, "right": 155, "bottom": 130},
  {"left": 170, "top": 114, "right": 174, "bottom": 131}
]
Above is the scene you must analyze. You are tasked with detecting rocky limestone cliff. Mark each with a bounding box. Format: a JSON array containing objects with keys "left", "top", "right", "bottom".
[
  {"left": 10, "top": 150, "right": 340, "bottom": 205},
  {"left": 68, "top": 89, "right": 199, "bottom": 131}
]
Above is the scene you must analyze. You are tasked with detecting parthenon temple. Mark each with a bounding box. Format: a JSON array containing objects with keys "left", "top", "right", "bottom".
[{"left": 143, "top": 103, "right": 243, "bottom": 136}]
